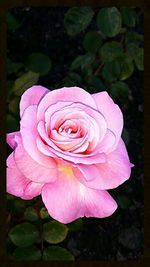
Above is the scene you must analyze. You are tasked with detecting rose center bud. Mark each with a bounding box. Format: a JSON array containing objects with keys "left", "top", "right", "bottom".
[{"left": 48, "top": 115, "right": 89, "bottom": 153}]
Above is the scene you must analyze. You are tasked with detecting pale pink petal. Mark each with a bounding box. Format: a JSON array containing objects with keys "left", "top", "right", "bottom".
[
  {"left": 6, "top": 131, "right": 20, "bottom": 149},
  {"left": 38, "top": 120, "right": 87, "bottom": 152},
  {"left": 74, "top": 164, "right": 100, "bottom": 181},
  {"left": 22, "top": 182, "right": 44, "bottom": 200},
  {"left": 93, "top": 92, "right": 123, "bottom": 152},
  {"left": 37, "top": 87, "right": 97, "bottom": 121},
  {"left": 95, "top": 129, "right": 116, "bottom": 154},
  {"left": 36, "top": 135, "right": 106, "bottom": 164},
  {"left": 48, "top": 102, "right": 107, "bottom": 148},
  {"left": 20, "top": 85, "right": 49, "bottom": 117},
  {"left": 41, "top": 167, "right": 117, "bottom": 224},
  {"left": 74, "top": 139, "right": 133, "bottom": 190},
  {"left": 14, "top": 135, "right": 58, "bottom": 184},
  {"left": 7, "top": 153, "right": 44, "bottom": 199},
  {"left": 20, "top": 105, "right": 56, "bottom": 168},
  {"left": 7, "top": 154, "right": 30, "bottom": 197}
]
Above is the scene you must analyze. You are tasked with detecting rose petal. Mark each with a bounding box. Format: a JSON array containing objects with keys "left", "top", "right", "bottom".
[
  {"left": 22, "top": 182, "right": 44, "bottom": 200},
  {"left": 20, "top": 85, "right": 49, "bottom": 117},
  {"left": 74, "top": 139, "right": 133, "bottom": 190},
  {"left": 48, "top": 102, "right": 107, "bottom": 146},
  {"left": 41, "top": 166, "right": 117, "bottom": 223},
  {"left": 96, "top": 129, "right": 116, "bottom": 154},
  {"left": 20, "top": 105, "right": 56, "bottom": 168},
  {"left": 7, "top": 131, "right": 20, "bottom": 149},
  {"left": 7, "top": 153, "right": 30, "bottom": 197},
  {"left": 36, "top": 135, "right": 106, "bottom": 164},
  {"left": 38, "top": 120, "right": 87, "bottom": 152},
  {"left": 37, "top": 86, "right": 97, "bottom": 121},
  {"left": 93, "top": 92, "right": 123, "bottom": 152},
  {"left": 14, "top": 135, "right": 58, "bottom": 184}
]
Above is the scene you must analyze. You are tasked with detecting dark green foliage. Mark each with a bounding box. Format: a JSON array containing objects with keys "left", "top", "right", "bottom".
[
  {"left": 12, "top": 246, "right": 42, "bottom": 260},
  {"left": 43, "top": 220, "right": 69, "bottom": 244},
  {"left": 13, "top": 71, "right": 39, "bottom": 96},
  {"left": 83, "top": 31, "right": 102, "bottom": 53},
  {"left": 110, "top": 81, "right": 129, "bottom": 99},
  {"left": 6, "top": 7, "right": 143, "bottom": 261},
  {"left": 25, "top": 53, "right": 52, "bottom": 76},
  {"left": 8, "top": 222, "right": 40, "bottom": 247},
  {"left": 67, "top": 218, "right": 83, "bottom": 232},
  {"left": 120, "top": 7, "right": 137, "bottom": 27},
  {"left": 43, "top": 246, "right": 74, "bottom": 261},
  {"left": 97, "top": 7, "right": 122, "bottom": 37},
  {"left": 64, "top": 7, "right": 94, "bottom": 36},
  {"left": 24, "top": 207, "right": 39, "bottom": 222},
  {"left": 100, "top": 41, "right": 123, "bottom": 63}
]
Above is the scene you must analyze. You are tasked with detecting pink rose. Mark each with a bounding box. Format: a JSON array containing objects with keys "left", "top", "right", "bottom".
[{"left": 7, "top": 86, "right": 133, "bottom": 223}]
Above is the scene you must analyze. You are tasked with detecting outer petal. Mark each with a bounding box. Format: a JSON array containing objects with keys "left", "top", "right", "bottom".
[
  {"left": 7, "top": 154, "right": 29, "bottom": 197},
  {"left": 7, "top": 131, "right": 20, "bottom": 149},
  {"left": 41, "top": 167, "right": 117, "bottom": 224},
  {"left": 37, "top": 86, "right": 97, "bottom": 121},
  {"left": 20, "top": 105, "right": 56, "bottom": 168},
  {"left": 22, "top": 182, "right": 44, "bottom": 200},
  {"left": 92, "top": 92, "right": 123, "bottom": 152},
  {"left": 14, "top": 135, "right": 58, "bottom": 184},
  {"left": 7, "top": 153, "right": 44, "bottom": 199},
  {"left": 20, "top": 85, "right": 49, "bottom": 117},
  {"left": 74, "top": 139, "right": 133, "bottom": 190},
  {"left": 96, "top": 129, "right": 116, "bottom": 154}
]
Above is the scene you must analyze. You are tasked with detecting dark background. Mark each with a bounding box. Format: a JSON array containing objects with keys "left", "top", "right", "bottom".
[{"left": 6, "top": 7, "right": 143, "bottom": 261}]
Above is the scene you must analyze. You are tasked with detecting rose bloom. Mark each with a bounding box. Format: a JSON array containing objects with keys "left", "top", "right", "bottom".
[{"left": 7, "top": 86, "right": 133, "bottom": 223}]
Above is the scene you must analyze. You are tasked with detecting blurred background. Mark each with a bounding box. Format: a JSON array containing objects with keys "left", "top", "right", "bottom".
[{"left": 7, "top": 6, "right": 143, "bottom": 261}]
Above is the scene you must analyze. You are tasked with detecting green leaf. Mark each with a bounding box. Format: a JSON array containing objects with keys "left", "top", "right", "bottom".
[
  {"left": 43, "top": 220, "right": 69, "bottom": 244},
  {"left": 8, "top": 97, "right": 19, "bottom": 114},
  {"left": 7, "top": 58, "right": 24, "bottom": 75},
  {"left": 71, "top": 53, "right": 95, "bottom": 71},
  {"left": 7, "top": 114, "right": 18, "bottom": 132},
  {"left": 9, "top": 222, "right": 40, "bottom": 247},
  {"left": 125, "top": 31, "right": 143, "bottom": 46},
  {"left": 120, "top": 7, "right": 137, "bottom": 27},
  {"left": 26, "top": 53, "right": 52, "bottom": 76},
  {"left": 88, "top": 76, "right": 107, "bottom": 91},
  {"left": 82, "top": 65, "right": 93, "bottom": 77},
  {"left": 134, "top": 48, "right": 144, "bottom": 71},
  {"left": 24, "top": 207, "right": 39, "bottom": 222},
  {"left": 122, "top": 128, "right": 130, "bottom": 145},
  {"left": 7, "top": 12, "right": 21, "bottom": 31},
  {"left": 100, "top": 41, "right": 123, "bottom": 63},
  {"left": 97, "top": 7, "right": 122, "bottom": 37},
  {"left": 67, "top": 218, "right": 83, "bottom": 232},
  {"left": 13, "top": 246, "right": 42, "bottom": 261},
  {"left": 127, "top": 44, "right": 143, "bottom": 71},
  {"left": 40, "top": 207, "right": 50, "bottom": 219},
  {"left": 64, "top": 7, "right": 94, "bottom": 36},
  {"left": 83, "top": 31, "right": 102, "bottom": 53},
  {"left": 110, "top": 81, "right": 129, "bottom": 99},
  {"left": 43, "top": 246, "right": 74, "bottom": 261},
  {"left": 102, "top": 61, "right": 120, "bottom": 82},
  {"left": 117, "top": 53, "right": 134, "bottom": 80},
  {"left": 13, "top": 71, "right": 39, "bottom": 96}
]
